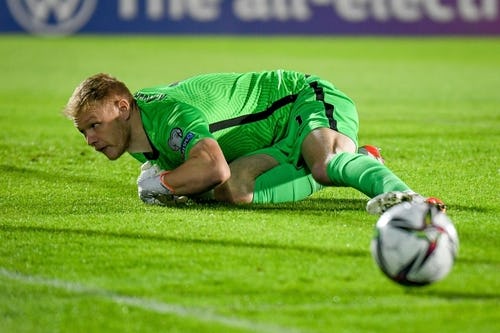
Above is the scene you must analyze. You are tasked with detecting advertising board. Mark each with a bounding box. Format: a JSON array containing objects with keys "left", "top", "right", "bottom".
[{"left": 1, "top": 0, "right": 499, "bottom": 35}]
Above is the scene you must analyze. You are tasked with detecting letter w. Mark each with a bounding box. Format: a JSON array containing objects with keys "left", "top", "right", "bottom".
[{"left": 25, "top": 0, "right": 81, "bottom": 21}]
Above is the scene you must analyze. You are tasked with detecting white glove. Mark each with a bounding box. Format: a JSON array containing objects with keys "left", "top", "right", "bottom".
[{"left": 137, "top": 162, "right": 189, "bottom": 206}]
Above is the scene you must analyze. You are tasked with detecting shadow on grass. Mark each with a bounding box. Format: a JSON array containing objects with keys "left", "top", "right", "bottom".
[
  {"left": 0, "top": 224, "right": 367, "bottom": 258},
  {"left": 406, "top": 288, "right": 500, "bottom": 301},
  {"left": 195, "top": 198, "right": 367, "bottom": 212},
  {"left": 446, "top": 205, "right": 496, "bottom": 214},
  {"left": 0, "top": 163, "right": 126, "bottom": 187}
]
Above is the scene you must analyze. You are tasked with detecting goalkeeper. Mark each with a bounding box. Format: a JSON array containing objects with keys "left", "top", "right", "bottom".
[{"left": 64, "top": 70, "right": 444, "bottom": 214}]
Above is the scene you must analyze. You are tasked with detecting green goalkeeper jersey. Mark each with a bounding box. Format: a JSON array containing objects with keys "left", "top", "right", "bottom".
[
  {"left": 129, "top": 70, "right": 312, "bottom": 170},
  {"left": 127, "top": 70, "right": 409, "bottom": 202}
]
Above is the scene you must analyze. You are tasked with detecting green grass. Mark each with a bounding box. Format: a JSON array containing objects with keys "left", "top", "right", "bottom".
[{"left": 0, "top": 36, "right": 499, "bottom": 333}]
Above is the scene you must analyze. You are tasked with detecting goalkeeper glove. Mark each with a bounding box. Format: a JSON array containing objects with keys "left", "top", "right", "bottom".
[{"left": 137, "top": 162, "right": 189, "bottom": 206}]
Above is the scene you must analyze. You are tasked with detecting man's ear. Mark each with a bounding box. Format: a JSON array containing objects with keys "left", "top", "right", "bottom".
[{"left": 117, "top": 98, "right": 131, "bottom": 119}]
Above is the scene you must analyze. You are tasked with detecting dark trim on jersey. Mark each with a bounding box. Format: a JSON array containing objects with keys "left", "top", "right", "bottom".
[
  {"left": 142, "top": 131, "right": 160, "bottom": 160},
  {"left": 208, "top": 94, "right": 298, "bottom": 133},
  {"left": 143, "top": 147, "right": 159, "bottom": 160},
  {"left": 309, "top": 81, "right": 337, "bottom": 131}
]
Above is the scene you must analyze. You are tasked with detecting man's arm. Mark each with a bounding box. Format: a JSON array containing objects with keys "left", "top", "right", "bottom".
[{"left": 161, "top": 138, "right": 230, "bottom": 195}]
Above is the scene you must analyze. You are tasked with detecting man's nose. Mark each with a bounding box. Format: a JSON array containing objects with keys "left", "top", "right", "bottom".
[{"left": 86, "top": 131, "right": 97, "bottom": 146}]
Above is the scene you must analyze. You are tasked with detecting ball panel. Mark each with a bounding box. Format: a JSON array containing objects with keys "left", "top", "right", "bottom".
[{"left": 407, "top": 229, "right": 457, "bottom": 284}]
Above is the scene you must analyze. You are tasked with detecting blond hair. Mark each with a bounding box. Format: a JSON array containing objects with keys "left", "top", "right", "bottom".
[{"left": 63, "top": 73, "right": 133, "bottom": 119}]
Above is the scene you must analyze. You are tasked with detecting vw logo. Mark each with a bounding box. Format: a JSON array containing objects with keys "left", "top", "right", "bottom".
[{"left": 6, "top": 0, "right": 97, "bottom": 35}]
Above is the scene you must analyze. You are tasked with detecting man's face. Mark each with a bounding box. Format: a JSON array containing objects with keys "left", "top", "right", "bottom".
[{"left": 74, "top": 98, "right": 130, "bottom": 160}]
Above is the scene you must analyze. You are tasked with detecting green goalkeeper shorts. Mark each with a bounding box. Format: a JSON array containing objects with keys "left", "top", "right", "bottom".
[{"left": 246, "top": 75, "right": 359, "bottom": 168}]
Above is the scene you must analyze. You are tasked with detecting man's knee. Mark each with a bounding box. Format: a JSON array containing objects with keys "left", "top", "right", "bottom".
[
  {"left": 309, "top": 162, "right": 332, "bottom": 185},
  {"left": 214, "top": 181, "right": 254, "bottom": 204},
  {"left": 302, "top": 128, "right": 356, "bottom": 185}
]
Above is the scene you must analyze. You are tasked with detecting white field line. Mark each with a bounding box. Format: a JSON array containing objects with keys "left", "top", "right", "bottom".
[{"left": 0, "top": 268, "right": 305, "bottom": 333}]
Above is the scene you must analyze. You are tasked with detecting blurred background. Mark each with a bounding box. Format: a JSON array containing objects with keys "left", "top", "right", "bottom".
[{"left": 1, "top": 0, "right": 499, "bottom": 36}]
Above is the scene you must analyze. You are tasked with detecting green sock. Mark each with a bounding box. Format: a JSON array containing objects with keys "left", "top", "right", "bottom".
[
  {"left": 327, "top": 152, "right": 410, "bottom": 198},
  {"left": 252, "top": 164, "right": 324, "bottom": 204}
]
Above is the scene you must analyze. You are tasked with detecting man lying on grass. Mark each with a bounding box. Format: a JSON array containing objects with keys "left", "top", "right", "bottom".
[{"left": 64, "top": 70, "right": 445, "bottom": 214}]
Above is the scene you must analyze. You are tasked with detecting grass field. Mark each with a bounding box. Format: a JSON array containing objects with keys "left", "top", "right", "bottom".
[{"left": 0, "top": 36, "right": 499, "bottom": 333}]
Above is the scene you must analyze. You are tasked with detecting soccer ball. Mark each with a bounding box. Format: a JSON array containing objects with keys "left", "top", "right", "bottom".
[{"left": 371, "top": 202, "right": 459, "bottom": 286}]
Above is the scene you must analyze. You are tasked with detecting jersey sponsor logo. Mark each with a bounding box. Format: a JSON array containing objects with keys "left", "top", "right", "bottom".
[
  {"left": 6, "top": 0, "right": 97, "bottom": 35},
  {"left": 168, "top": 128, "right": 183, "bottom": 152},
  {"left": 180, "top": 132, "right": 195, "bottom": 157}
]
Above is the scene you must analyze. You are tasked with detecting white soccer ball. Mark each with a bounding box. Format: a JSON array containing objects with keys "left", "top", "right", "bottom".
[{"left": 371, "top": 202, "right": 459, "bottom": 286}]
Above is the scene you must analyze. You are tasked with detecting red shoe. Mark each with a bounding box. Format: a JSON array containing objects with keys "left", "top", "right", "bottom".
[
  {"left": 425, "top": 197, "right": 447, "bottom": 213},
  {"left": 358, "top": 145, "right": 384, "bottom": 164}
]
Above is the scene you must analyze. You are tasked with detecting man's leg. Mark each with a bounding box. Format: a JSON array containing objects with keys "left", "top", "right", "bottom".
[
  {"left": 214, "top": 153, "right": 323, "bottom": 204},
  {"left": 301, "top": 128, "right": 411, "bottom": 198},
  {"left": 214, "top": 153, "right": 278, "bottom": 203},
  {"left": 251, "top": 163, "right": 324, "bottom": 203},
  {"left": 290, "top": 78, "right": 438, "bottom": 213}
]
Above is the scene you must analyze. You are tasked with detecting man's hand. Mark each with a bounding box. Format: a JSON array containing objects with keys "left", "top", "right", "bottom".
[{"left": 137, "top": 162, "right": 189, "bottom": 206}]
